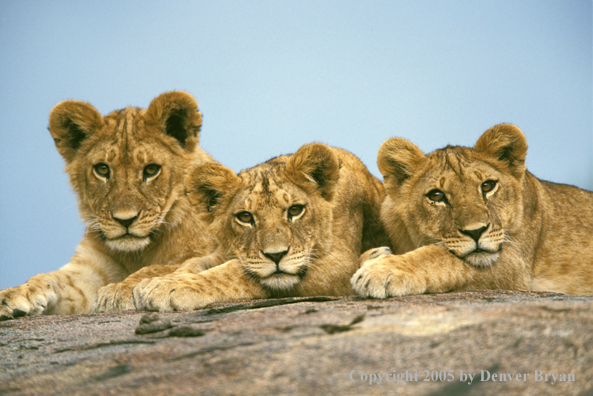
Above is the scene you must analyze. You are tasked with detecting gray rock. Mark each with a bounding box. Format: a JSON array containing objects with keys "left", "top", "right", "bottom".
[{"left": 1, "top": 291, "right": 592, "bottom": 395}]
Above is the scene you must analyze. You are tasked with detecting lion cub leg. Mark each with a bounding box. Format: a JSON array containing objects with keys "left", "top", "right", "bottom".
[
  {"left": 133, "top": 259, "right": 267, "bottom": 311},
  {"left": 351, "top": 245, "right": 470, "bottom": 298},
  {"left": 0, "top": 260, "right": 115, "bottom": 319},
  {"left": 95, "top": 251, "right": 226, "bottom": 312},
  {"left": 94, "top": 264, "right": 179, "bottom": 312}
]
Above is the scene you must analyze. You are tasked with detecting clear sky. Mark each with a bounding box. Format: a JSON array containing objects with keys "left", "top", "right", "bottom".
[{"left": 1, "top": 0, "right": 591, "bottom": 290}]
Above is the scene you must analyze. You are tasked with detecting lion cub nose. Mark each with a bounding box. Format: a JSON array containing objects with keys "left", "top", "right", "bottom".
[
  {"left": 113, "top": 211, "right": 140, "bottom": 228},
  {"left": 263, "top": 250, "right": 289, "bottom": 265},
  {"left": 460, "top": 224, "right": 489, "bottom": 242}
]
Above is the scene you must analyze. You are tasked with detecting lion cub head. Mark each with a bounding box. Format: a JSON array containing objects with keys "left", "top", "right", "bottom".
[
  {"left": 49, "top": 91, "right": 206, "bottom": 252},
  {"left": 186, "top": 143, "right": 340, "bottom": 292},
  {"left": 379, "top": 124, "right": 528, "bottom": 267}
]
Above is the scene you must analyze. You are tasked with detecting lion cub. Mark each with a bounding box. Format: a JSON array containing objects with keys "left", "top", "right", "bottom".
[
  {"left": 132, "top": 143, "right": 390, "bottom": 311},
  {"left": 0, "top": 91, "right": 218, "bottom": 319},
  {"left": 352, "top": 123, "right": 593, "bottom": 297}
]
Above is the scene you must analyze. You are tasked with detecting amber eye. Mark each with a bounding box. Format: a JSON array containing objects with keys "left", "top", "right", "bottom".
[
  {"left": 481, "top": 180, "right": 497, "bottom": 194},
  {"left": 143, "top": 164, "right": 161, "bottom": 180},
  {"left": 93, "top": 163, "right": 110, "bottom": 179},
  {"left": 427, "top": 189, "right": 447, "bottom": 203},
  {"left": 236, "top": 211, "right": 253, "bottom": 224},
  {"left": 287, "top": 205, "right": 305, "bottom": 219}
]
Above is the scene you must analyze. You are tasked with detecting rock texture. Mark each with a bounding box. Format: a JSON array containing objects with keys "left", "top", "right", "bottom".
[{"left": 1, "top": 291, "right": 592, "bottom": 395}]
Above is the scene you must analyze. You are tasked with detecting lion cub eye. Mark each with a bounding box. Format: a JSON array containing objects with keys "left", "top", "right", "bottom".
[
  {"left": 427, "top": 189, "right": 447, "bottom": 203},
  {"left": 236, "top": 211, "right": 253, "bottom": 224},
  {"left": 93, "top": 163, "right": 110, "bottom": 179},
  {"left": 143, "top": 164, "right": 161, "bottom": 181},
  {"left": 481, "top": 180, "right": 497, "bottom": 194},
  {"left": 287, "top": 205, "right": 305, "bottom": 219}
]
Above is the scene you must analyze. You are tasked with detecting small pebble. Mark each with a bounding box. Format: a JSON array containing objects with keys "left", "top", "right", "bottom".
[
  {"left": 167, "top": 326, "right": 205, "bottom": 338},
  {"left": 135, "top": 313, "right": 172, "bottom": 334}
]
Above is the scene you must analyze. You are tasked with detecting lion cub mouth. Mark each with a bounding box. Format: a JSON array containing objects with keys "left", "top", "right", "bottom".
[
  {"left": 264, "top": 266, "right": 308, "bottom": 279},
  {"left": 266, "top": 271, "right": 295, "bottom": 279},
  {"left": 105, "top": 233, "right": 151, "bottom": 252},
  {"left": 461, "top": 249, "right": 500, "bottom": 268},
  {"left": 259, "top": 266, "right": 309, "bottom": 291}
]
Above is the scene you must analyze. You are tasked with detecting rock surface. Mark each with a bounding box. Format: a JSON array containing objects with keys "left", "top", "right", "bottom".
[{"left": 1, "top": 291, "right": 592, "bottom": 395}]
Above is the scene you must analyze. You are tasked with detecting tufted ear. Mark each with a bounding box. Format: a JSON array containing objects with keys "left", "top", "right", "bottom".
[
  {"left": 186, "top": 162, "right": 240, "bottom": 219},
  {"left": 145, "top": 91, "right": 202, "bottom": 151},
  {"left": 48, "top": 100, "right": 105, "bottom": 163},
  {"left": 286, "top": 143, "right": 340, "bottom": 201},
  {"left": 474, "top": 123, "right": 527, "bottom": 178},
  {"left": 377, "top": 137, "right": 425, "bottom": 189}
]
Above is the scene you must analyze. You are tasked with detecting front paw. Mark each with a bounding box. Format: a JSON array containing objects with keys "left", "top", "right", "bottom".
[
  {"left": 94, "top": 282, "right": 136, "bottom": 312},
  {"left": 133, "top": 275, "right": 212, "bottom": 312},
  {"left": 0, "top": 283, "right": 54, "bottom": 320},
  {"left": 360, "top": 246, "right": 393, "bottom": 265},
  {"left": 351, "top": 255, "right": 426, "bottom": 298}
]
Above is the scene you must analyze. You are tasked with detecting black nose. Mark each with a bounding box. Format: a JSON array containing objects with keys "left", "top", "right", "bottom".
[
  {"left": 263, "top": 250, "right": 289, "bottom": 265},
  {"left": 113, "top": 215, "right": 138, "bottom": 228},
  {"left": 460, "top": 225, "right": 489, "bottom": 242}
]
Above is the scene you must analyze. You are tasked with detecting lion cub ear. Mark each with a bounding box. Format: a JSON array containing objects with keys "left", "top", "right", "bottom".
[
  {"left": 145, "top": 91, "right": 202, "bottom": 151},
  {"left": 474, "top": 123, "right": 527, "bottom": 178},
  {"left": 286, "top": 143, "right": 340, "bottom": 201},
  {"left": 186, "top": 162, "right": 239, "bottom": 219},
  {"left": 377, "top": 137, "right": 425, "bottom": 189},
  {"left": 48, "top": 100, "right": 105, "bottom": 163}
]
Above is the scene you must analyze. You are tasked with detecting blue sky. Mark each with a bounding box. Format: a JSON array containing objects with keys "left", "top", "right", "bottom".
[{"left": 1, "top": 0, "right": 591, "bottom": 290}]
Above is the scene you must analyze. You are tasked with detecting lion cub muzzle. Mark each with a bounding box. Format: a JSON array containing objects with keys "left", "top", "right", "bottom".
[
  {"left": 102, "top": 207, "right": 153, "bottom": 251},
  {"left": 444, "top": 222, "right": 503, "bottom": 268},
  {"left": 262, "top": 248, "right": 289, "bottom": 265},
  {"left": 259, "top": 225, "right": 294, "bottom": 271},
  {"left": 260, "top": 237, "right": 293, "bottom": 274},
  {"left": 258, "top": 241, "right": 309, "bottom": 290},
  {"left": 112, "top": 209, "right": 141, "bottom": 229},
  {"left": 459, "top": 223, "right": 489, "bottom": 243}
]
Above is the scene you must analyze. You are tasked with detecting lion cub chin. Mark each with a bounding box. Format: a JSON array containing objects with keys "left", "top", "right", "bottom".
[
  {"left": 0, "top": 91, "right": 218, "bottom": 319},
  {"left": 132, "top": 143, "right": 391, "bottom": 312},
  {"left": 352, "top": 123, "right": 593, "bottom": 298}
]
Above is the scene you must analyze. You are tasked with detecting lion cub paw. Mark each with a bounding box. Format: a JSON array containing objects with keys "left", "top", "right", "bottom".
[
  {"left": 351, "top": 255, "right": 426, "bottom": 298},
  {"left": 359, "top": 246, "right": 393, "bottom": 265},
  {"left": 0, "top": 283, "right": 55, "bottom": 320},
  {"left": 133, "top": 275, "right": 212, "bottom": 312},
  {"left": 94, "top": 282, "right": 136, "bottom": 312}
]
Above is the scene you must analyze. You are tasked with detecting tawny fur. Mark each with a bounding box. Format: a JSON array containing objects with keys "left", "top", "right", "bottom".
[
  {"left": 133, "top": 143, "right": 391, "bottom": 311},
  {"left": 352, "top": 123, "right": 593, "bottom": 297},
  {"left": 0, "top": 91, "right": 218, "bottom": 319}
]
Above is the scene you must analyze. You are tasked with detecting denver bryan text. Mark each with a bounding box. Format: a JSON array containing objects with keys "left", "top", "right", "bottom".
[
  {"left": 476, "top": 370, "right": 575, "bottom": 386},
  {"left": 349, "top": 369, "right": 575, "bottom": 386}
]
